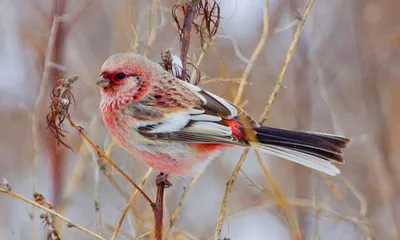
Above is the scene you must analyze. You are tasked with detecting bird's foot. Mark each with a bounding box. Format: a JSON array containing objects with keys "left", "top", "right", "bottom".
[{"left": 155, "top": 173, "right": 172, "bottom": 188}]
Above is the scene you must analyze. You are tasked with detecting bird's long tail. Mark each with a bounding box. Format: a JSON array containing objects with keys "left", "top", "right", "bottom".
[{"left": 252, "top": 126, "right": 351, "bottom": 176}]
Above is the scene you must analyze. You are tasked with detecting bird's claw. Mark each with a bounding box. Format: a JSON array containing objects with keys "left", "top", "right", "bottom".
[{"left": 156, "top": 173, "right": 172, "bottom": 188}]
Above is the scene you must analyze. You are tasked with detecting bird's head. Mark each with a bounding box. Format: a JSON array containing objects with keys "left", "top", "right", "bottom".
[{"left": 97, "top": 52, "right": 155, "bottom": 107}]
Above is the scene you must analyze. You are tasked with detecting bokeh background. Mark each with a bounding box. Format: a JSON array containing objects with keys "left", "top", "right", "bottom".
[{"left": 0, "top": 0, "right": 399, "bottom": 239}]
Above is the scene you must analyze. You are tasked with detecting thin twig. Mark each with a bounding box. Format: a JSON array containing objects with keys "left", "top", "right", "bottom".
[
  {"left": 233, "top": 0, "right": 269, "bottom": 105},
  {"left": 32, "top": 14, "right": 62, "bottom": 236},
  {"left": 67, "top": 118, "right": 154, "bottom": 205},
  {"left": 259, "top": 0, "right": 317, "bottom": 124},
  {"left": 215, "top": 1, "right": 269, "bottom": 239},
  {"left": 144, "top": 0, "right": 159, "bottom": 58},
  {"left": 85, "top": 140, "right": 103, "bottom": 236},
  {"left": 112, "top": 168, "right": 153, "bottom": 240},
  {"left": 189, "top": 39, "right": 212, "bottom": 84},
  {"left": 0, "top": 189, "right": 105, "bottom": 240},
  {"left": 214, "top": 148, "right": 250, "bottom": 240},
  {"left": 254, "top": 150, "right": 301, "bottom": 239},
  {"left": 164, "top": 170, "right": 205, "bottom": 238}
]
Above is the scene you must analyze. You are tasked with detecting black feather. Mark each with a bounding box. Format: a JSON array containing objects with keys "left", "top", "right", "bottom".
[{"left": 253, "top": 126, "right": 350, "bottom": 164}]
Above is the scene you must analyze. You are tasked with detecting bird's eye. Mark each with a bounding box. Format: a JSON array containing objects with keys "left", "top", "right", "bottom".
[{"left": 115, "top": 72, "right": 126, "bottom": 80}]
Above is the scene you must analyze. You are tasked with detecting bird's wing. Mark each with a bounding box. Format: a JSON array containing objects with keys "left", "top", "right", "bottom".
[{"left": 127, "top": 79, "right": 254, "bottom": 145}]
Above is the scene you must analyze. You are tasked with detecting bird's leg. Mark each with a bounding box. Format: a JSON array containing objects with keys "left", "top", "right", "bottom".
[{"left": 155, "top": 172, "right": 172, "bottom": 188}]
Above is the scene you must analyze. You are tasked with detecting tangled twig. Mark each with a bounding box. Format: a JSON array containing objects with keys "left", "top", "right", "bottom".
[{"left": 172, "top": 0, "right": 220, "bottom": 82}]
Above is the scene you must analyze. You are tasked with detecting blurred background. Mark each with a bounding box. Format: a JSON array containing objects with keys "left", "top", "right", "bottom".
[{"left": 0, "top": 0, "right": 399, "bottom": 239}]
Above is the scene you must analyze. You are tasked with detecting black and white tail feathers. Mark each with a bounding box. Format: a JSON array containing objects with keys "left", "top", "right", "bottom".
[{"left": 253, "top": 127, "right": 351, "bottom": 176}]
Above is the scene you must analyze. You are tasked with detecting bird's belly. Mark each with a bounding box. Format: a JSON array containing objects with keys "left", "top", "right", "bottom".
[
  {"left": 120, "top": 138, "right": 225, "bottom": 176},
  {"left": 104, "top": 113, "right": 226, "bottom": 176}
]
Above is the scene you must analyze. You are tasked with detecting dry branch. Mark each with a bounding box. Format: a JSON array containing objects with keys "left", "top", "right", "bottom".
[{"left": 0, "top": 187, "right": 104, "bottom": 240}]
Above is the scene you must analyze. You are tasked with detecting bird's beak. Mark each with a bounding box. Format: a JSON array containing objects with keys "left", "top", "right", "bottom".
[{"left": 96, "top": 75, "right": 111, "bottom": 88}]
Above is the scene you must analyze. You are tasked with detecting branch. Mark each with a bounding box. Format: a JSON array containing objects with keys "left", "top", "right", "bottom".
[
  {"left": 215, "top": 1, "right": 269, "bottom": 238},
  {"left": 68, "top": 118, "right": 154, "bottom": 205},
  {"left": 153, "top": 181, "right": 166, "bottom": 240},
  {"left": 259, "top": 0, "right": 317, "bottom": 124},
  {"left": 111, "top": 168, "right": 153, "bottom": 240},
  {"left": 233, "top": 0, "right": 270, "bottom": 105},
  {"left": 0, "top": 188, "right": 104, "bottom": 240}
]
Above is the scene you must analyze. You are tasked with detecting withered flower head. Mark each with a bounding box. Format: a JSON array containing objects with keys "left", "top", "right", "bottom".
[
  {"left": 46, "top": 76, "right": 78, "bottom": 149},
  {"left": 159, "top": 50, "right": 200, "bottom": 84},
  {"left": 172, "top": 0, "right": 220, "bottom": 45}
]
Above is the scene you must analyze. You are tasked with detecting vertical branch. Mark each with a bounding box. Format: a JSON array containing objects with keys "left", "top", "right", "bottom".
[
  {"left": 153, "top": 183, "right": 165, "bottom": 240},
  {"left": 179, "top": 0, "right": 199, "bottom": 79}
]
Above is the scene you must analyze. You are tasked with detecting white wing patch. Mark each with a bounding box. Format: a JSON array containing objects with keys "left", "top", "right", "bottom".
[
  {"left": 145, "top": 112, "right": 190, "bottom": 133},
  {"left": 190, "top": 114, "right": 222, "bottom": 122},
  {"left": 183, "top": 122, "right": 232, "bottom": 136}
]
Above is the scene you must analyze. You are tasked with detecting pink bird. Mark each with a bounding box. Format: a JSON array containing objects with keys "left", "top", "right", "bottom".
[{"left": 97, "top": 52, "right": 350, "bottom": 185}]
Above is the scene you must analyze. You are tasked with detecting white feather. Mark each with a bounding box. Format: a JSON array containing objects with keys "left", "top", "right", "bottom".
[
  {"left": 146, "top": 112, "right": 190, "bottom": 133},
  {"left": 184, "top": 122, "right": 232, "bottom": 136},
  {"left": 171, "top": 55, "right": 183, "bottom": 76},
  {"left": 190, "top": 114, "right": 222, "bottom": 122},
  {"left": 258, "top": 145, "right": 341, "bottom": 176},
  {"left": 188, "top": 108, "right": 205, "bottom": 115}
]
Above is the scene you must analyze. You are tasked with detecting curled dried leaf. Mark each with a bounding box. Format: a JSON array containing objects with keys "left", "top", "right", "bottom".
[{"left": 46, "top": 76, "right": 78, "bottom": 149}]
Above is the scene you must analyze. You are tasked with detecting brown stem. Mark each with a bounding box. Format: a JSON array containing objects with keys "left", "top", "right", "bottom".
[
  {"left": 153, "top": 182, "right": 165, "bottom": 240},
  {"left": 180, "top": 0, "right": 199, "bottom": 80}
]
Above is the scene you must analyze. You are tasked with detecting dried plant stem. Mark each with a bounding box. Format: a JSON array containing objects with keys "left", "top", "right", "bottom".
[
  {"left": 67, "top": 118, "right": 153, "bottom": 205},
  {"left": 112, "top": 168, "right": 153, "bottom": 240},
  {"left": 180, "top": 0, "right": 199, "bottom": 79},
  {"left": 111, "top": 192, "right": 138, "bottom": 240},
  {"left": 0, "top": 189, "right": 104, "bottom": 240},
  {"left": 85, "top": 140, "right": 103, "bottom": 236},
  {"left": 215, "top": 1, "right": 269, "bottom": 239},
  {"left": 144, "top": 0, "right": 159, "bottom": 58},
  {"left": 254, "top": 150, "right": 301, "bottom": 239},
  {"left": 233, "top": 0, "right": 269, "bottom": 105},
  {"left": 259, "top": 0, "right": 316, "bottom": 124},
  {"left": 214, "top": 148, "right": 250, "bottom": 240},
  {"left": 153, "top": 182, "right": 166, "bottom": 240},
  {"left": 164, "top": 170, "right": 205, "bottom": 238}
]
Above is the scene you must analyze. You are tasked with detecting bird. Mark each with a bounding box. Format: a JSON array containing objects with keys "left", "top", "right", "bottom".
[{"left": 96, "top": 52, "right": 350, "bottom": 186}]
